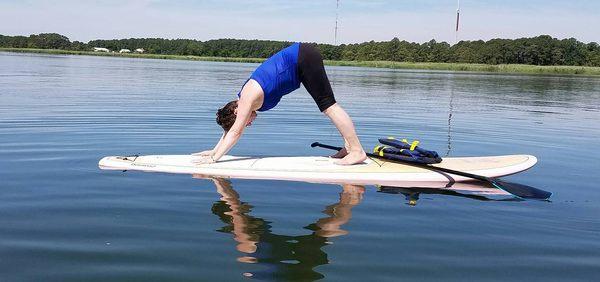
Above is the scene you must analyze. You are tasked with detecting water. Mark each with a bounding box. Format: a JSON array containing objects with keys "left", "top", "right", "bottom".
[{"left": 1, "top": 52, "right": 599, "bottom": 281}]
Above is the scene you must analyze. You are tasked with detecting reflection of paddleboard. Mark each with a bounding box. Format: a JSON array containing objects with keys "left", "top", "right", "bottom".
[
  {"left": 378, "top": 182, "right": 515, "bottom": 200},
  {"left": 98, "top": 154, "right": 536, "bottom": 186}
]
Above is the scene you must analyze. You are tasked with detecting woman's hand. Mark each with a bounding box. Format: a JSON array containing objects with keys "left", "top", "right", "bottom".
[
  {"left": 192, "top": 155, "right": 216, "bottom": 164},
  {"left": 191, "top": 150, "right": 214, "bottom": 157}
]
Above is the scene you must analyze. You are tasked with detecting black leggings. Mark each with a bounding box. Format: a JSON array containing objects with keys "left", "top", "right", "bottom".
[{"left": 297, "top": 43, "right": 337, "bottom": 112}]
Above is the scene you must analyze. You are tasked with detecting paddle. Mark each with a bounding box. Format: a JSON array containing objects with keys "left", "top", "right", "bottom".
[{"left": 311, "top": 142, "right": 552, "bottom": 200}]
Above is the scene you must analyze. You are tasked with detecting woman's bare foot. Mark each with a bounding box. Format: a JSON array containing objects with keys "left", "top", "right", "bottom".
[
  {"left": 330, "top": 147, "right": 348, "bottom": 158},
  {"left": 335, "top": 150, "right": 367, "bottom": 165}
]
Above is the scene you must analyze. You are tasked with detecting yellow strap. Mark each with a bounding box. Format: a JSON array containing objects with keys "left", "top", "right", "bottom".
[
  {"left": 379, "top": 150, "right": 384, "bottom": 157},
  {"left": 373, "top": 145, "right": 382, "bottom": 153},
  {"left": 410, "top": 140, "right": 420, "bottom": 151},
  {"left": 400, "top": 138, "right": 420, "bottom": 150}
]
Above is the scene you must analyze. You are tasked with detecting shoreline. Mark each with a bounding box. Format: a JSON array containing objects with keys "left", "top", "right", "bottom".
[{"left": 2, "top": 48, "right": 600, "bottom": 76}]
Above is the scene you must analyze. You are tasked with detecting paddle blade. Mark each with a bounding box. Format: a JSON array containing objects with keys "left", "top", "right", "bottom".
[{"left": 492, "top": 180, "right": 552, "bottom": 200}]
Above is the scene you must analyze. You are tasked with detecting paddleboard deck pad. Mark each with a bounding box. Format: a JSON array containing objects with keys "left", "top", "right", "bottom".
[{"left": 98, "top": 154, "right": 537, "bottom": 188}]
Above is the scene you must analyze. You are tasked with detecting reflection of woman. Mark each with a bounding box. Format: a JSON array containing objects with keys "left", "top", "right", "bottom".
[
  {"left": 195, "top": 175, "right": 364, "bottom": 280},
  {"left": 315, "top": 184, "right": 364, "bottom": 238}
]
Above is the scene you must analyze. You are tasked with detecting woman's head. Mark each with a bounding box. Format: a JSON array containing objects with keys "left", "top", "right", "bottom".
[
  {"left": 216, "top": 100, "right": 238, "bottom": 131},
  {"left": 216, "top": 100, "right": 258, "bottom": 131}
]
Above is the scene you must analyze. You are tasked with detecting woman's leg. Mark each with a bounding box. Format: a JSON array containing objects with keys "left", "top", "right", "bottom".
[
  {"left": 323, "top": 104, "right": 366, "bottom": 165},
  {"left": 297, "top": 43, "right": 366, "bottom": 165}
]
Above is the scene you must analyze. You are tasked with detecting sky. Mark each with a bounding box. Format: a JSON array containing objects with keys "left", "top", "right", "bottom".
[{"left": 1, "top": 0, "right": 598, "bottom": 44}]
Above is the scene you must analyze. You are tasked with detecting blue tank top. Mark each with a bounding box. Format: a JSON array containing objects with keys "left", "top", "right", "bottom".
[{"left": 238, "top": 43, "right": 301, "bottom": 111}]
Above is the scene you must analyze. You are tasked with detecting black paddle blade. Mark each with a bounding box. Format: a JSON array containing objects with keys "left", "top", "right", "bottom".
[{"left": 492, "top": 180, "right": 552, "bottom": 200}]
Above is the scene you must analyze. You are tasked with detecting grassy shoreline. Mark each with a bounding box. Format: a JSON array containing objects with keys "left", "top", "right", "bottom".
[{"left": 3, "top": 47, "right": 600, "bottom": 76}]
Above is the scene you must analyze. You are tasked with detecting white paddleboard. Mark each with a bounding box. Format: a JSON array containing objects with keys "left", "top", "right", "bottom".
[{"left": 98, "top": 154, "right": 537, "bottom": 187}]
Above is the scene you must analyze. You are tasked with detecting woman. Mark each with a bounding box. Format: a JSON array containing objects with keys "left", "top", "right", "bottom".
[{"left": 194, "top": 43, "right": 366, "bottom": 165}]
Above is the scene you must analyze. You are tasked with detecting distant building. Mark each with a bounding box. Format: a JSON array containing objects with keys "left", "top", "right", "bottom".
[
  {"left": 134, "top": 48, "right": 145, "bottom": 53},
  {"left": 119, "top": 49, "right": 131, "bottom": 53},
  {"left": 93, "top": 47, "right": 110, "bottom": 52}
]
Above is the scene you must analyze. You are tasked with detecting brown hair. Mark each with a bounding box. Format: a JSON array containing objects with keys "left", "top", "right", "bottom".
[{"left": 216, "top": 100, "right": 238, "bottom": 131}]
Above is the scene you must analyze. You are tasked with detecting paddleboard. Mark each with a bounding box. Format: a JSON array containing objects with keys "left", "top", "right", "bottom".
[{"left": 98, "top": 154, "right": 537, "bottom": 186}]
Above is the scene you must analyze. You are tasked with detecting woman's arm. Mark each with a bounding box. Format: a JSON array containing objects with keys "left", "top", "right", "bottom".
[
  {"left": 210, "top": 99, "right": 254, "bottom": 161},
  {"left": 193, "top": 80, "right": 262, "bottom": 164}
]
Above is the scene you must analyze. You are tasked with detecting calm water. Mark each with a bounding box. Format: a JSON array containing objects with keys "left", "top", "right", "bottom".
[{"left": 1, "top": 52, "right": 599, "bottom": 281}]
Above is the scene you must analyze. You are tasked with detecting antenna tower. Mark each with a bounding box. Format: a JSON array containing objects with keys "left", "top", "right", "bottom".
[
  {"left": 455, "top": 0, "right": 460, "bottom": 44},
  {"left": 334, "top": 0, "right": 340, "bottom": 45}
]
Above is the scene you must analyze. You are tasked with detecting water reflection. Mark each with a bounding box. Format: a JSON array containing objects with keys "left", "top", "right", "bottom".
[
  {"left": 446, "top": 80, "right": 455, "bottom": 157},
  {"left": 193, "top": 175, "right": 519, "bottom": 280},
  {"left": 377, "top": 182, "right": 519, "bottom": 206},
  {"left": 194, "top": 175, "right": 364, "bottom": 281}
]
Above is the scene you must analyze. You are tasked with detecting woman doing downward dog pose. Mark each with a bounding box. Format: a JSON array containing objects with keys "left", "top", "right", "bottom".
[{"left": 194, "top": 43, "right": 366, "bottom": 165}]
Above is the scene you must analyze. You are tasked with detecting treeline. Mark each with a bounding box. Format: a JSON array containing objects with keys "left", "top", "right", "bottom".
[{"left": 2, "top": 33, "right": 600, "bottom": 66}]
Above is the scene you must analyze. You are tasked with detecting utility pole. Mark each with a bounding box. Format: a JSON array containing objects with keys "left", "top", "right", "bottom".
[
  {"left": 455, "top": 0, "right": 460, "bottom": 44},
  {"left": 334, "top": 0, "right": 340, "bottom": 45}
]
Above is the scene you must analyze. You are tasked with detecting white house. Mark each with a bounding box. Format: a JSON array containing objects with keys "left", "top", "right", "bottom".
[
  {"left": 93, "top": 47, "right": 110, "bottom": 52},
  {"left": 119, "top": 49, "right": 131, "bottom": 53},
  {"left": 134, "top": 48, "right": 145, "bottom": 53}
]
